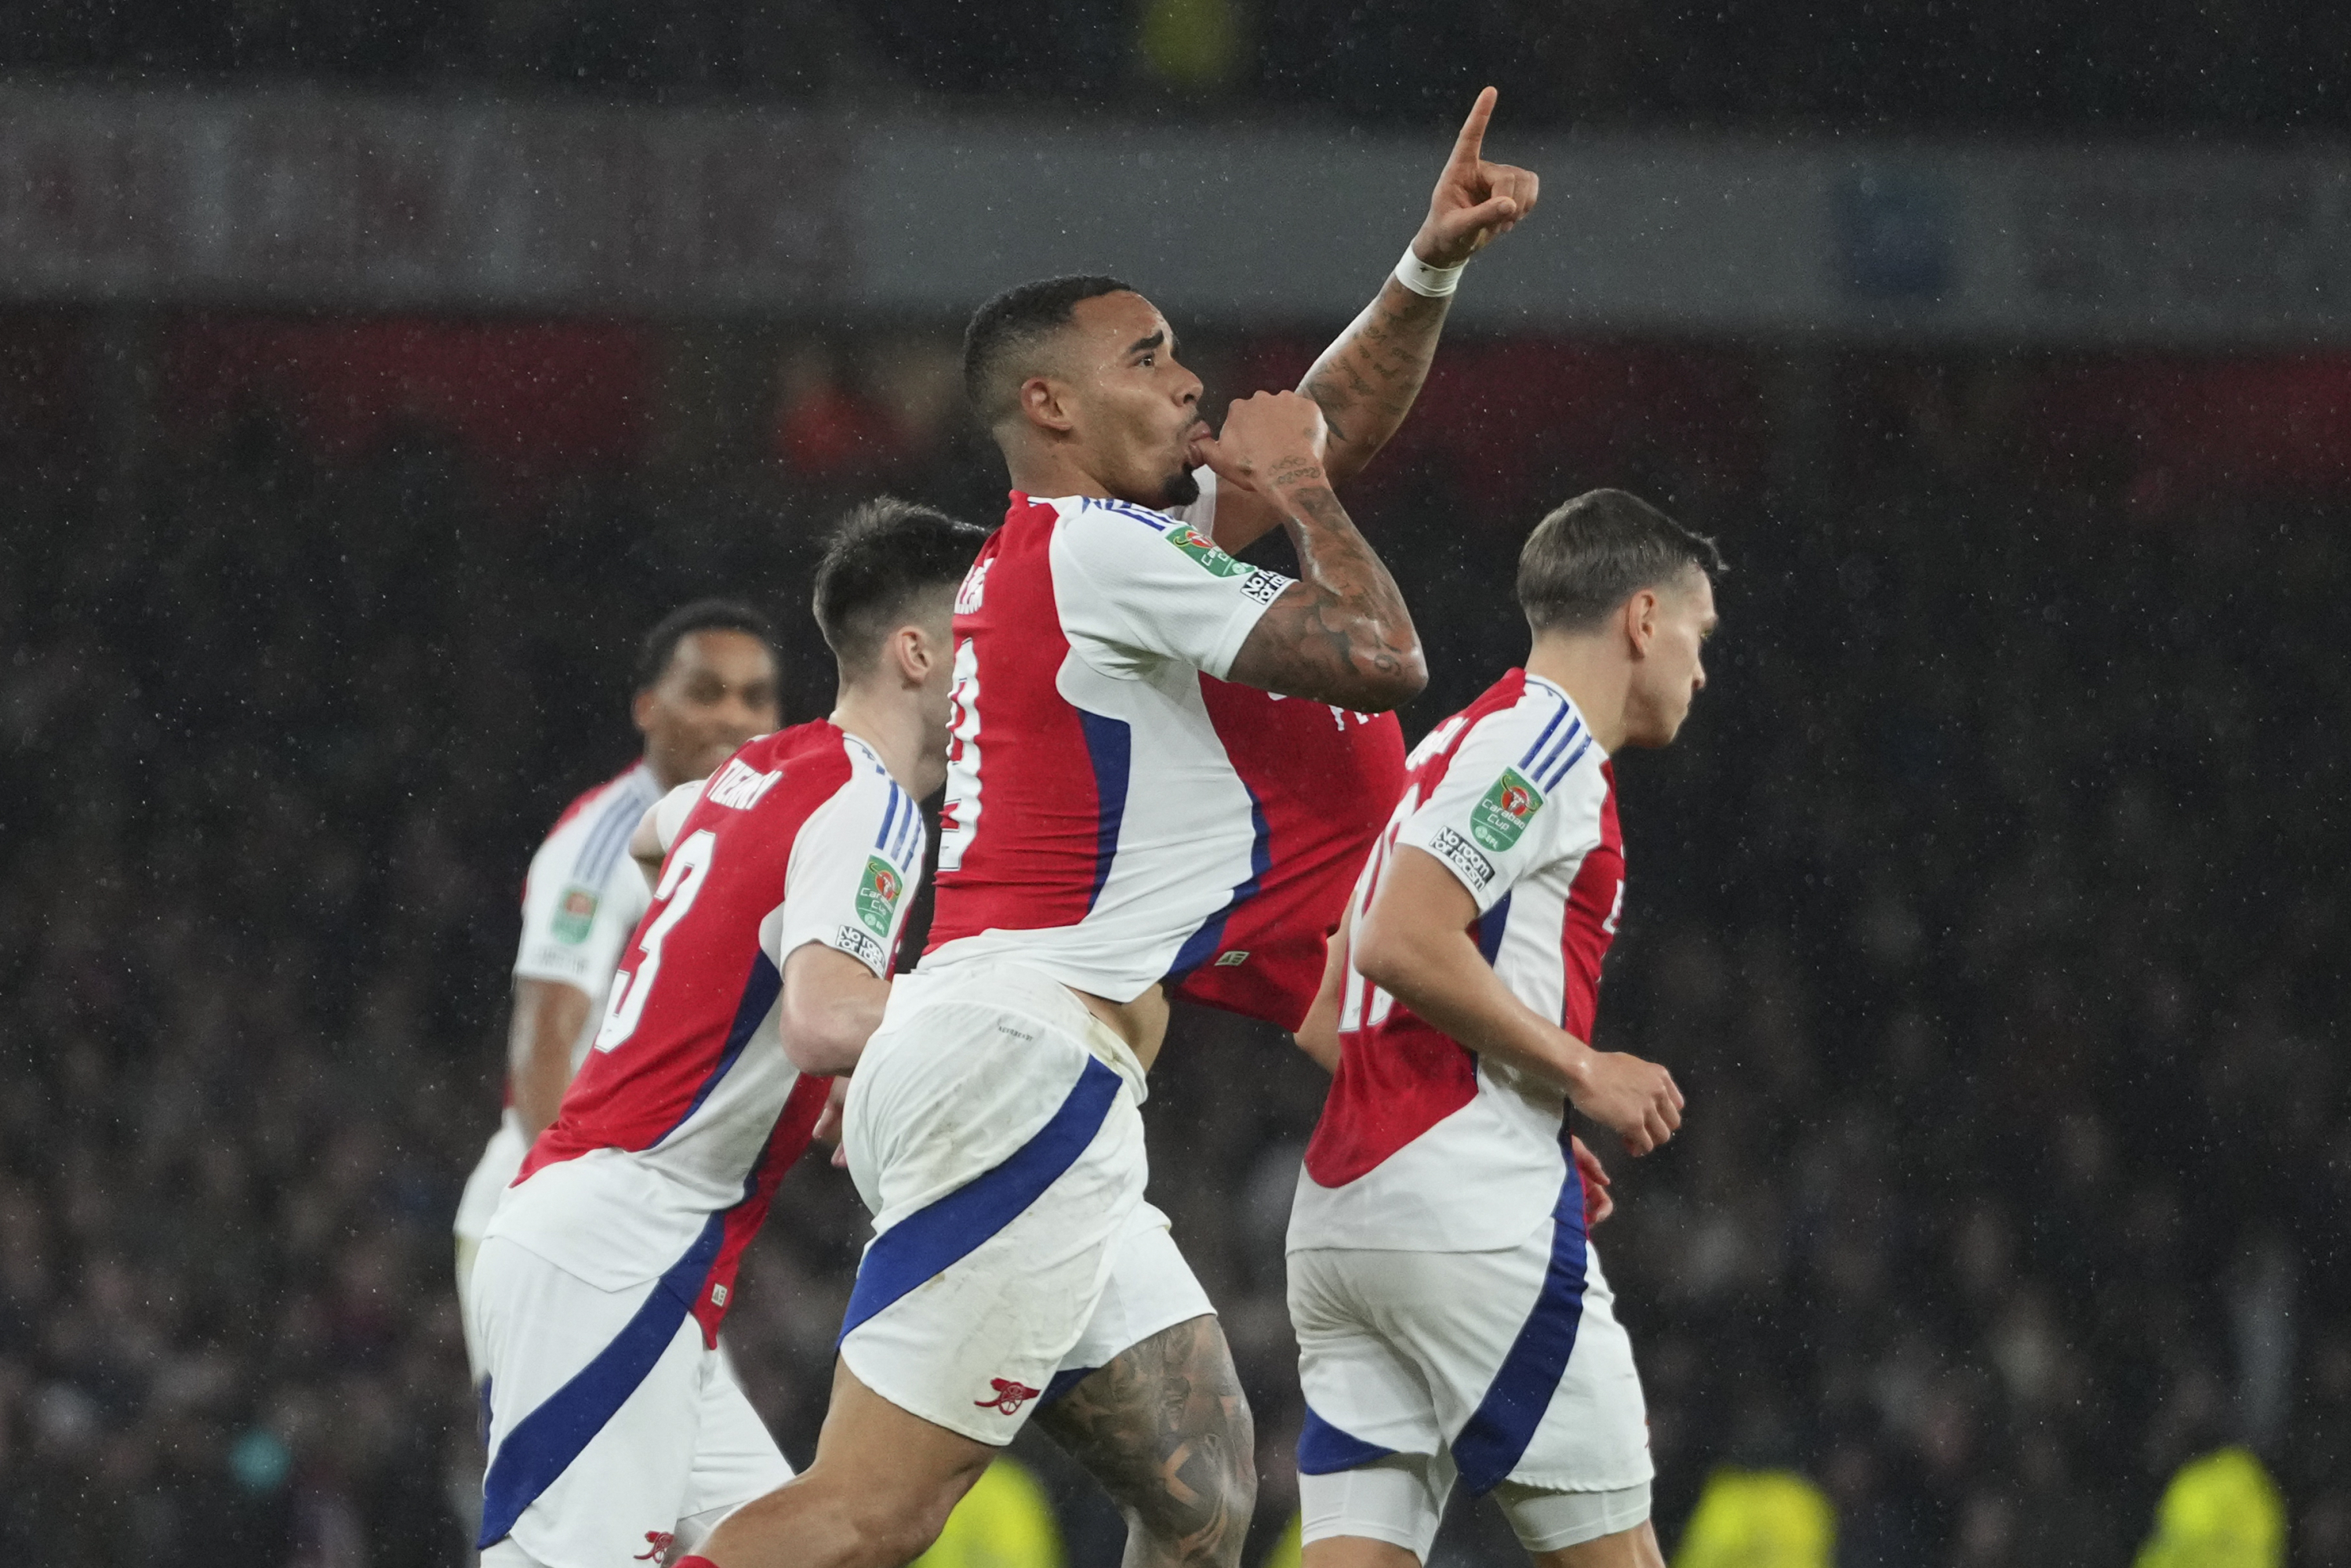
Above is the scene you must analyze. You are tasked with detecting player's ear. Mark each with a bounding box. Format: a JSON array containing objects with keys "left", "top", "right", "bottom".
[
  {"left": 1020, "top": 374, "right": 1077, "bottom": 435},
  {"left": 887, "top": 623, "right": 928, "bottom": 688},
  {"left": 1623, "top": 589, "right": 1659, "bottom": 658},
  {"left": 630, "top": 686, "right": 659, "bottom": 735}
]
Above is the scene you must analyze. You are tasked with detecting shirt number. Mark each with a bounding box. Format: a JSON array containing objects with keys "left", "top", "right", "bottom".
[{"left": 594, "top": 828, "right": 715, "bottom": 1052}]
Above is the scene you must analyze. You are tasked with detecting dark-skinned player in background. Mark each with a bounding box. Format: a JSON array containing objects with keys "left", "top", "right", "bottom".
[
  {"left": 471, "top": 503, "right": 987, "bottom": 1567},
  {"left": 452, "top": 602, "right": 781, "bottom": 1381}
]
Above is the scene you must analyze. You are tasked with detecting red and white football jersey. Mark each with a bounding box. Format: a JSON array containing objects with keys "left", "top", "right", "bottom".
[
  {"left": 1290, "top": 670, "right": 1626, "bottom": 1253},
  {"left": 488, "top": 721, "right": 926, "bottom": 1342},
  {"left": 512, "top": 761, "right": 663, "bottom": 1074},
  {"left": 925, "top": 471, "right": 1403, "bottom": 1031}
]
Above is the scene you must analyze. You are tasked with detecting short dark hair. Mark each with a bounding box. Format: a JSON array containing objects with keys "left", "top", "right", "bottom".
[
  {"left": 813, "top": 497, "right": 991, "bottom": 673},
  {"left": 635, "top": 599, "right": 778, "bottom": 691},
  {"left": 962, "top": 274, "right": 1135, "bottom": 430},
  {"left": 1517, "top": 489, "right": 1723, "bottom": 635}
]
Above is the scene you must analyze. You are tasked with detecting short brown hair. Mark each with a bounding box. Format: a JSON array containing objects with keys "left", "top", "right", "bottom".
[
  {"left": 1517, "top": 489, "right": 1722, "bottom": 635},
  {"left": 813, "top": 497, "right": 990, "bottom": 672}
]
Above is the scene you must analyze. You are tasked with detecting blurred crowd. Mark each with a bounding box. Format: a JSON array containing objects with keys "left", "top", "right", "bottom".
[
  {"left": 2, "top": 0, "right": 2345, "bottom": 133},
  {"left": 1, "top": 318, "right": 2346, "bottom": 1568}
]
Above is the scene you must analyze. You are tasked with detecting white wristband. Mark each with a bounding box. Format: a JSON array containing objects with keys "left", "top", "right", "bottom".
[{"left": 1394, "top": 245, "right": 1466, "bottom": 299}]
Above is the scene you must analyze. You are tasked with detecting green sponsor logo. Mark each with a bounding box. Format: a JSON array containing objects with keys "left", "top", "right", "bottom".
[
  {"left": 855, "top": 857, "right": 905, "bottom": 936},
  {"left": 1470, "top": 768, "right": 1545, "bottom": 853},
  {"left": 1165, "top": 524, "right": 1251, "bottom": 579},
  {"left": 551, "top": 886, "right": 598, "bottom": 944}
]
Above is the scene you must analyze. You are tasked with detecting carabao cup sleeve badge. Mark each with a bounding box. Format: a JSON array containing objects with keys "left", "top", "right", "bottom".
[
  {"left": 1470, "top": 768, "right": 1544, "bottom": 853},
  {"left": 553, "top": 886, "right": 599, "bottom": 944},
  {"left": 855, "top": 857, "right": 904, "bottom": 935}
]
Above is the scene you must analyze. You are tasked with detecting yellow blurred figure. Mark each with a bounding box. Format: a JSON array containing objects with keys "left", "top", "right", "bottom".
[
  {"left": 912, "top": 1457, "right": 1064, "bottom": 1568},
  {"left": 1673, "top": 1468, "right": 1836, "bottom": 1568},
  {"left": 2133, "top": 1447, "right": 2286, "bottom": 1568},
  {"left": 1137, "top": 0, "right": 1241, "bottom": 91},
  {"left": 1259, "top": 1508, "right": 1303, "bottom": 1568}
]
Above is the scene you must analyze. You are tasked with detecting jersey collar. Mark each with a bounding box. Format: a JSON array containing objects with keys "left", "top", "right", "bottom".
[{"left": 1520, "top": 670, "right": 1609, "bottom": 762}]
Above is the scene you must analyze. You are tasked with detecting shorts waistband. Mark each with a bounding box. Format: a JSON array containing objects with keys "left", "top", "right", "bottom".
[{"left": 892, "top": 960, "right": 1149, "bottom": 1104}]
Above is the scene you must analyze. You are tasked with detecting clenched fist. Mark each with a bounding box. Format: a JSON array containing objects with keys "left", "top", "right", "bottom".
[
  {"left": 1568, "top": 1047, "right": 1684, "bottom": 1156},
  {"left": 1194, "top": 389, "right": 1330, "bottom": 496}
]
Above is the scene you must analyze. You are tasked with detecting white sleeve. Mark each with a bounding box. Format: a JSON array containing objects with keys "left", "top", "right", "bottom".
[
  {"left": 1052, "top": 480, "right": 1295, "bottom": 681},
  {"left": 770, "top": 769, "right": 928, "bottom": 979},
  {"left": 652, "top": 781, "right": 702, "bottom": 854},
  {"left": 514, "top": 814, "right": 652, "bottom": 992},
  {"left": 1394, "top": 712, "right": 1597, "bottom": 915}
]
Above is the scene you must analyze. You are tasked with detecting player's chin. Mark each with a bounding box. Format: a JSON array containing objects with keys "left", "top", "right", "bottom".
[
  {"left": 1159, "top": 466, "right": 1201, "bottom": 508},
  {"left": 693, "top": 739, "right": 748, "bottom": 775},
  {"left": 1632, "top": 710, "right": 1688, "bottom": 750}
]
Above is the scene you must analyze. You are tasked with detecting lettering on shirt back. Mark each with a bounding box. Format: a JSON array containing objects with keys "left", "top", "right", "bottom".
[{"left": 707, "top": 758, "right": 783, "bottom": 811}]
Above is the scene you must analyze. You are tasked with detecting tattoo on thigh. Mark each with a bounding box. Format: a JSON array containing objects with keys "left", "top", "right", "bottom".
[{"left": 1037, "top": 1315, "right": 1256, "bottom": 1566}]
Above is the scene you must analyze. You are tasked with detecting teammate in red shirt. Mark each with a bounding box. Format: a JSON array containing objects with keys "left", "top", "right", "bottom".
[
  {"left": 452, "top": 603, "right": 780, "bottom": 1381},
  {"left": 689, "top": 85, "right": 1540, "bottom": 1568},
  {"left": 1288, "top": 491, "right": 1716, "bottom": 1568},
  {"left": 469, "top": 500, "right": 988, "bottom": 1568}
]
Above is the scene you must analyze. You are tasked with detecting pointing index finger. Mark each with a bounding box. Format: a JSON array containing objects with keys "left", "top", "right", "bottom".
[{"left": 1448, "top": 85, "right": 1498, "bottom": 169}]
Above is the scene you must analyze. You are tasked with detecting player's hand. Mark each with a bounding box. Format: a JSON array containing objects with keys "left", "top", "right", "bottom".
[
  {"left": 1567, "top": 1047, "right": 1683, "bottom": 1156},
  {"left": 1194, "top": 389, "right": 1329, "bottom": 496},
  {"left": 813, "top": 1076, "right": 851, "bottom": 1169},
  {"left": 1413, "top": 87, "right": 1540, "bottom": 269},
  {"left": 1571, "top": 1135, "right": 1614, "bottom": 1227}
]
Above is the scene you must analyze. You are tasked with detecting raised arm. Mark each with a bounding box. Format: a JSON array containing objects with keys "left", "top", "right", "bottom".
[
  {"left": 1206, "top": 390, "right": 1427, "bottom": 710},
  {"left": 1215, "top": 86, "right": 1539, "bottom": 554}
]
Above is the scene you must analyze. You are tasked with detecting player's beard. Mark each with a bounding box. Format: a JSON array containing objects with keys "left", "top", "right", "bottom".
[{"left": 1159, "top": 466, "right": 1201, "bottom": 508}]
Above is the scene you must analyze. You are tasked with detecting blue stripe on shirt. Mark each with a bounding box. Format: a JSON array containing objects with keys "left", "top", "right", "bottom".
[
  {"left": 574, "top": 781, "right": 651, "bottom": 889},
  {"left": 1517, "top": 695, "right": 1572, "bottom": 769},
  {"left": 1539, "top": 735, "right": 1593, "bottom": 793},
  {"left": 1529, "top": 717, "right": 1585, "bottom": 791}
]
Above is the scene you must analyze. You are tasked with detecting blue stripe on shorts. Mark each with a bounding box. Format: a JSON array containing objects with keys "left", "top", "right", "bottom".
[
  {"left": 1297, "top": 1403, "right": 1401, "bottom": 1475},
  {"left": 477, "top": 1213, "right": 724, "bottom": 1548},
  {"left": 838, "top": 1057, "right": 1123, "bottom": 1342},
  {"left": 1451, "top": 1152, "right": 1593, "bottom": 1495}
]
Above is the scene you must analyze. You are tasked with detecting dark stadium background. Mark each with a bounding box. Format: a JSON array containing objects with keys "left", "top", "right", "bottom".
[{"left": 2, "top": 4, "right": 2346, "bottom": 1565}]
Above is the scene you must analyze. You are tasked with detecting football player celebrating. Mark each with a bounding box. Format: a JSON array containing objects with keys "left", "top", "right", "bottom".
[
  {"left": 687, "top": 88, "right": 1538, "bottom": 1568},
  {"left": 1287, "top": 491, "right": 1713, "bottom": 1568},
  {"left": 452, "top": 601, "right": 781, "bottom": 1379},
  {"left": 469, "top": 501, "right": 987, "bottom": 1568}
]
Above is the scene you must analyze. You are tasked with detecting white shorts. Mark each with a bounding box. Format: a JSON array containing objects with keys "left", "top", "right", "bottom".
[
  {"left": 1289, "top": 1196, "right": 1652, "bottom": 1559},
  {"left": 838, "top": 962, "right": 1211, "bottom": 1446},
  {"left": 471, "top": 1232, "right": 790, "bottom": 1566},
  {"left": 454, "top": 1112, "right": 529, "bottom": 1378}
]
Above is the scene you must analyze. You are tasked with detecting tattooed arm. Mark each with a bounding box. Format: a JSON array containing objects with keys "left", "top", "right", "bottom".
[
  {"left": 1212, "top": 86, "right": 1539, "bottom": 554},
  {"left": 1201, "top": 391, "right": 1427, "bottom": 712}
]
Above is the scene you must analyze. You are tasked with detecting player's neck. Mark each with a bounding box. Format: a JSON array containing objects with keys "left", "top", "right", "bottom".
[
  {"left": 830, "top": 688, "right": 944, "bottom": 800},
  {"left": 1524, "top": 636, "right": 1630, "bottom": 755},
  {"left": 1004, "top": 445, "right": 1114, "bottom": 502}
]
